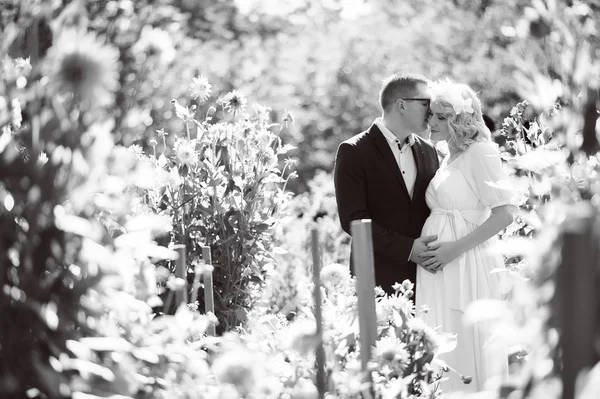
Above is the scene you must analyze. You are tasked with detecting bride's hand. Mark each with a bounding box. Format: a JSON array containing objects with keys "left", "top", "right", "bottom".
[{"left": 419, "top": 241, "right": 462, "bottom": 272}]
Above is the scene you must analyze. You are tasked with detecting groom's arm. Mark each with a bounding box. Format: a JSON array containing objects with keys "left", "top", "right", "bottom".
[{"left": 334, "top": 142, "right": 415, "bottom": 263}]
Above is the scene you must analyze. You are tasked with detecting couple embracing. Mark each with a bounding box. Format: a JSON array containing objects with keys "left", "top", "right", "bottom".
[{"left": 334, "top": 73, "right": 515, "bottom": 392}]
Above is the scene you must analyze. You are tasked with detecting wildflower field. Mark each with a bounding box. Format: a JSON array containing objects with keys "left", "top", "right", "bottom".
[{"left": 1, "top": 0, "right": 599, "bottom": 398}]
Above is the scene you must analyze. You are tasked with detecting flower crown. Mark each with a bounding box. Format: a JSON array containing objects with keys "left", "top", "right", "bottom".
[{"left": 429, "top": 79, "right": 474, "bottom": 115}]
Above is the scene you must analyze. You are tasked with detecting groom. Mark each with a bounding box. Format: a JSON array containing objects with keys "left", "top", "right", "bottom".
[{"left": 334, "top": 73, "right": 440, "bottom": 296}]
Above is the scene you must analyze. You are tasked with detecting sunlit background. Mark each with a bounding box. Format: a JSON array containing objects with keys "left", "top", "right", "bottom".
[{"left": 1, "top": 0, "right": 599, "bottom": 398}]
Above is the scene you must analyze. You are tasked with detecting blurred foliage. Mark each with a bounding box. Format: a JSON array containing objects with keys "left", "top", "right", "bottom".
[
  {"left": 2, "top": 0, "right": 600, "bottom": 397},
  {"left": 0, "top": 55, "right": 88, "bottom": 397},
  {"left": 4, "top": 0, "right": 584, "bottom": 193},
  {"left": 0, "top": 20, "right": 161, "bottom": 397},
  {"left": 139, "top": 88, "right": 297, "bottom": 332},
  {"left": 247, "top": 265, "right": 459, "bottom": 398},
  {"left": 0, "top": 36, "right": 448, "bottom": 397},
  {"left": 453, "top": 1, "right": 600, "bottom": 398}
]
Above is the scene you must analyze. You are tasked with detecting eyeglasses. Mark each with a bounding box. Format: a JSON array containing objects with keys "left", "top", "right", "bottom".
[{"left": 398, "top": 98, "right": 431, "bottom": 107}]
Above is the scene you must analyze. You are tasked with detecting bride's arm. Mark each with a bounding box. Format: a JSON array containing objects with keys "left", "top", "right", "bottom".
[{"left": 419, "top": 205, "right": 514, "bottom": 269}]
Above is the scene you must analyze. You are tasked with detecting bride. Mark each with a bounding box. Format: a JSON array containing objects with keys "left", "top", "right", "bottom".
[{"left": 415, "top": 79, "right": 515, "bottom": 393}]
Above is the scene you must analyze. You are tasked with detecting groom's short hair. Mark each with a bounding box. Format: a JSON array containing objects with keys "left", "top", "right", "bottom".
[{"left": 379, "top": 73, "right": 430, "bottom": 111}]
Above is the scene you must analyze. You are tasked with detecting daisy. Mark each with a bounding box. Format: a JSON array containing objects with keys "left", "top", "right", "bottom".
[
  {"left": 189, "top": 75, "right": 212, "bottom": 103},
  {"left": 174, "top": 138, "right": 198, "bottom": 167},
  {"left": 373, "top": 335, "right": 410, "bottom": 374},
  {"left": 221, "top": 90, "right": 248, "bottom": 115},
  {"left": 43, "top": 29, "right": 119, "bottom": 108}
]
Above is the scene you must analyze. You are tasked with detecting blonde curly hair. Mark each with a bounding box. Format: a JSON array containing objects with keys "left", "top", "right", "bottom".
[{"left": 429, "top": 81, "right": 491, "bottom": 152}]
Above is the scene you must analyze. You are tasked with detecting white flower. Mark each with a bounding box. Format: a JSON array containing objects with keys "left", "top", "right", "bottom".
[
  {"left": 44, "top": 29, "right": 120, "bottom": 108},
  {"left": 407, "top": 317, "right": 440, "bottom": 355},
  {"left": 373, "top": 334, "right": 410, "bottom": 375},
  {"left": 392, "top": 279, "right": 415, "bottom": 298},
  {"left": 221, "top": 90, "right": 248, "bottom": 114},
  {"left": 173, "top": 138, "right": 198, "bottom": 167},
  {"left": 392, "top": 282, "right": 403, "bottom": 292},
  {"left": 377, "top": 294, "right": 414, "bottom": 327},
  {"left": 189, "top": 75, "right": 212, "bottom": 103},
  {"left": 429, "top": 79, "right": 474, "bottom": 115},
  {"left": 374, "top": 286, "right": 386, "bottom": 297}
]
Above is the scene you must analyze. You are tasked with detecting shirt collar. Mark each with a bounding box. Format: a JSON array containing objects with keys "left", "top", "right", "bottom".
[{"left": 374, "top": 118, "right": 415, "bottom": 147}]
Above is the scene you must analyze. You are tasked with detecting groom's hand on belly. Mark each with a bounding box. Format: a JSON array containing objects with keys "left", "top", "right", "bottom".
[{"left": 409, "top": 235, "right": 437, "bottom": 272}]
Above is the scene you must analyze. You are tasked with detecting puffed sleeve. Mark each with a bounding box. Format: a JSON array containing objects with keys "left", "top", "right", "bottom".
[{"left": 462, "top": 141, "right": 515, "bottom": 209}]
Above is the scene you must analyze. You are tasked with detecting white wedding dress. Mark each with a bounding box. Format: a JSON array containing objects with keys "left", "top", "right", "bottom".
[{"left": 416, "top": 141, "right": 512, "bottom": 393}]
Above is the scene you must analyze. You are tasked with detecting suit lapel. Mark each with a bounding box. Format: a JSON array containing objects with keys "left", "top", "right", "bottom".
[
  {"left": 410, "top": 136, "right": 426, "bottom": 203},
  {"left": 368, "top": 124, "right": 410, "bottom": 201}
]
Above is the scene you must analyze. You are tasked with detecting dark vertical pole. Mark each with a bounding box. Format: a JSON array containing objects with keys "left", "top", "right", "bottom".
[
  {"left": 556, "top": 214, "right": 599, "bottom": 399},
  {"left": 580, "top": 86, "right": 598, "bottom": 156}
]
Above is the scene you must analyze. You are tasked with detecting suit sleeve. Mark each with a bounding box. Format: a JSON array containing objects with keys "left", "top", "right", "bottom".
[{"left": 333, "top": 142, "right": 415, "bottom": 263}]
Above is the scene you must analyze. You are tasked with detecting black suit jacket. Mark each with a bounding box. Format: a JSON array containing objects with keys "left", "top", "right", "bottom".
[{"left": 333, "top": 123, "right": 440, "bottom": 295}]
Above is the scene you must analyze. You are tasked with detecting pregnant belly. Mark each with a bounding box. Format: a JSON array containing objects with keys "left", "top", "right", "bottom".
[{"left": 421, "top": 215, "right": 458, "bottom": 242}]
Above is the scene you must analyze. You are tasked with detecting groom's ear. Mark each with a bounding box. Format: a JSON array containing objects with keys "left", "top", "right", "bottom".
[{"left": 396, "top": 99, "right": 404, "bottom": 111}]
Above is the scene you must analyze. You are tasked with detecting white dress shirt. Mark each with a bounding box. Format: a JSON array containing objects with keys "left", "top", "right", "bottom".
[{"left": 375, "top": 119, "right": 417, "bottom": 198}]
